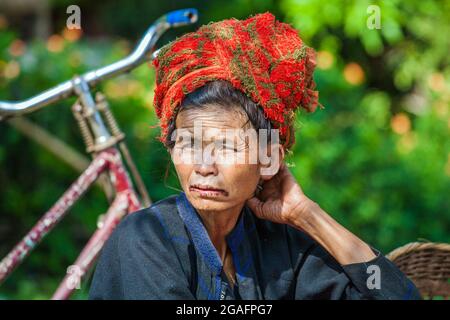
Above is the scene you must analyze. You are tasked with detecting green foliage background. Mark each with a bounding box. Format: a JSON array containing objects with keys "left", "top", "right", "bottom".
[{"left": 0, "top": 0, "right": 448, "bottom": 299}]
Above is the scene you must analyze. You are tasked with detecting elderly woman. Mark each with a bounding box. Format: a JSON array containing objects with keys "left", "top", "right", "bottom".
[{"left": 89, "top": 13, "right": 420, "bottom": 300}]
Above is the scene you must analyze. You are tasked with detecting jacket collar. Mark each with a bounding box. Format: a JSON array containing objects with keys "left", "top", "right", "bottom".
[{"left": 176, "top": 192, "right": 262, "bottom": 299}]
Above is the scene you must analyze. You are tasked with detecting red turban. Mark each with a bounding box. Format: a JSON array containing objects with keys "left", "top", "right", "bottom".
[{"left": 152, "top": 12, "right": 321, "bottom": 149}]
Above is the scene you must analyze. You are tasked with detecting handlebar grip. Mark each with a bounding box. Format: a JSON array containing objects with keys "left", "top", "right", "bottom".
[{"left": 166, "top": 8, "right": 198, "bottom": 26}]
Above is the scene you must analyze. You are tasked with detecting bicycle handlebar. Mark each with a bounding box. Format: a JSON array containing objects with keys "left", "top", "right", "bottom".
[{"left": 0, "top": 8, "right": 198, "bottom": 120}]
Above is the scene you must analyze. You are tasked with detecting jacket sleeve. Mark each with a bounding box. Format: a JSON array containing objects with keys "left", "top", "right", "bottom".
[
  {"left": 339, "top": 247, "right": 422, "bottom": 300},
  {"left": 288, "top": 227, "right": 422, "bottom": 300},
  {"left": 88, "top": 208, "right": 195, "bottom": 300}
]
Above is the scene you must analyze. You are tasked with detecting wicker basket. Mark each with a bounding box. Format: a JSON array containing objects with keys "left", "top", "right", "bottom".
[{"left": 386, "top": 242, "right": 450, "bottom": 299}]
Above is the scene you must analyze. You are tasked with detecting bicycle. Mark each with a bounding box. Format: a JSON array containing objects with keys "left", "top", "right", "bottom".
[{"left": 0, "top": 8, "right": 198, "bottom": 300}]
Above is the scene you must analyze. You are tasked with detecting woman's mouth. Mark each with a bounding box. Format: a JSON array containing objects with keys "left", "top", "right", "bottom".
[{"left": 189, "top": 184, "right": 228, "bottom": 197}]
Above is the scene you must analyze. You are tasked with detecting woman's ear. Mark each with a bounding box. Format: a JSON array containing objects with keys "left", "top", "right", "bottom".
[{"left": 259, "top": 143, "right": 285, "bottom": 182}]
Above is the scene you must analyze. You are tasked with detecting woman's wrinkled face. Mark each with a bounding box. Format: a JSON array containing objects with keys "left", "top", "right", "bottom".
[{"left": 169, "top": 104, "right": 262, "bottom": 212}]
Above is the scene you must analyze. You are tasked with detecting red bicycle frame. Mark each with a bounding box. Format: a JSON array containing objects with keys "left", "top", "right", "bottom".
[
  {"left": 0, "top": 147, "right": 140, "bottom": 300},
  {"left": 0, "top": 9, "right": 198, "bottom": 299}
]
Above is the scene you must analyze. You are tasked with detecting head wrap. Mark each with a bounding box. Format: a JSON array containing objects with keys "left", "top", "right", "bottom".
[{"left": 152, "top": 12, "right": 321, "bottom": 149}]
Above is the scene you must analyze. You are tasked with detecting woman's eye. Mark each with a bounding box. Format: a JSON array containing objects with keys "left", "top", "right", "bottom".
[
  {"left": 176, "top": 138, "right": 196, "bottom": 149},
  {"left": 215, "top": 142, "right": 235, "bottom": 151},
  {"left": 175, "top": 142, "right": 191, "bottom": 150},
  {"left": 224, "top": 146, "right": 239, "bottom": 153}
]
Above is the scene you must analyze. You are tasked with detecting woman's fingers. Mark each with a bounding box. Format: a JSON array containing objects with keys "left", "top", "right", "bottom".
[
  {"left": 248, "top": 162, "right": 306, "bottom": 224},
  {"left": 246, "top": 197, "right": 265, "bottom": 218},
  {"left": 279, "top": 163, "right": 303, "bottom": 196},
  {"left": 247, "top": 196, "right": 286, "bottom": 224}
]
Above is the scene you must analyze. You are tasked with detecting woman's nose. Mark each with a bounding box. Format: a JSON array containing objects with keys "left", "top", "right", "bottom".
[
  {"left": 194, "top": 151, "right": 218, "bottom": 176},
  {"left": 194, "top": 162, "right": 218, "bottom": 176}
]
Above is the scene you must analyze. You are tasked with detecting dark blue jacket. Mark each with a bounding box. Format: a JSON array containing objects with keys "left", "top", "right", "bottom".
[{"left": 88, "top": 192, "right": 421, "bottom": 300}]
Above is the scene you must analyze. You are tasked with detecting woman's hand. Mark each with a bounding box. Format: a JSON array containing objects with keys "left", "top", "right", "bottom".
[
  {"left": 246, "top": 161, "right": 377, "bottom": 265},
  {"left": 246, "top": 162, "right": 316, "bottom": 227}
]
